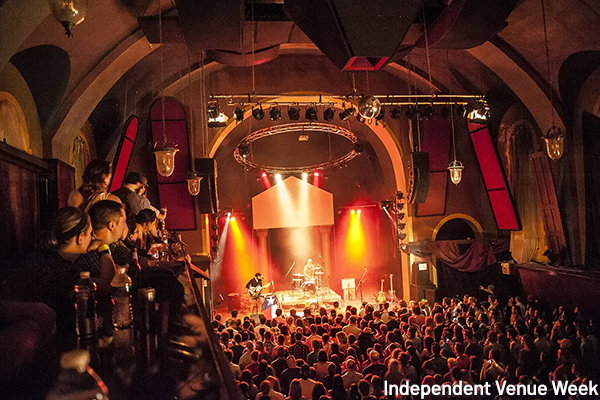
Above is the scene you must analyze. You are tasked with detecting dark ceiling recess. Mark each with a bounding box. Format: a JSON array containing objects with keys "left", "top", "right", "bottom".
[
  {"left": 283, "top": 0, "right": 424, "bottom": 71},
  {"left": 414, "top": 0, "right": 519, "bottom": 50}
]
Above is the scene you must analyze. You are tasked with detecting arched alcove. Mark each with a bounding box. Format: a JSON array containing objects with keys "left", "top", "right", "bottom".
[{"left": 0, "top": 91, "right": 30, "bottom": 153}]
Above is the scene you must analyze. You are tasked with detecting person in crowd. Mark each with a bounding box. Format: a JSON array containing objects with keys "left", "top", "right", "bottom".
[
  {"left": 68, "top": 160, "right": 120, "bottom": 212},
  {"left": 1, "top": 207, "right": 92, "bottom": 345},
  {"left": 280, "top": 356, "right": 301, "bottom": 395},
  {"left": 136, "top": 182, "right": 167, "bottom": 220},
  {"left": 135, "top": 208, "right": 161, "bottom": 251},
  {"left": 111, "top": 171, "right": 146, "bottom": 218}
]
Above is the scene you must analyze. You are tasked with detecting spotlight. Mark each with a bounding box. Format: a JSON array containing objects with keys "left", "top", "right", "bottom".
[
  {"left": 390, "top": 106, "right": 402, "bottom": 120},
  {"left": 314, "top": 172, "right": 320, "bottom": 177},
  {"left": 398, "top": 232, "right": 407, "bottom": 240},
  {"left": 234, "top": 106, "right": 244, "bottom": 123},
  {"left": 288, "top": 105, "right": 300, "bottom": 121},
  {"left": 305, "top": 105, "right": 318, "bottom": 122},
  {"left": 353, "top": 141, "right": 364, "bottom": 154},
  {"left": 397, "top": 212, "right": 406, "bottom": 220},
  {"left": 397, "top": 222, "right": 406, "bottom": 230},
  {"left": 252, "top": 104, "right": 265, "bottom": 120},
  {"left": 440, "top": 106, "right": 450, "bottom": 119},
  {"left": 396, "top": 191, "right": 404, "bottom": 200},
  {"left": 302, "top": 172, "right": 308, "bottom": 180},
  {"left": 207, "top": 101, "right": 220, "bottom": 119},
  {"left": 375, "top": 106, "right": 385, "bottom": 125},
  {"left": 466, "top": 101, "right": 490, "bottom": 123},
  {"left": 397, "top": 202, "right": 405, "bottom": 211},
  {"left": 351, "top": 210, "right": 356, "bottom": 214},
  {"left": 339, "top": 106, "right": 356, "bottom": 121},
  {"left": 421, "top": 105, "right": 435, "bottom": 120},
  {"left": 230, "top": 217, "right": 236, "bottom": 222},
  {"left": 261, "top": 172, "right": 268, "bottom": 178},
  {"left": 405, "top": 105, "right": 417, "bottom": 119},
  {"left": 238, "top": 143, "right": 250, "bottom": 158},
  {"left": 323, "top": 107, "right": 335, "bottom": 121},
  {"left": 269, "top": 105, "right": 281, "bottom": 121},
  {"left": 357, "top": 209, "right": 362, "bottom": 215},
  {"left": 275, "top": 173, "right": 282, "bottom": 181}
]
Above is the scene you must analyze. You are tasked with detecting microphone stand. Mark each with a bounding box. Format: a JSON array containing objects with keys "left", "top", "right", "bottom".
[
  {"left": 285, "top": 261, "right": 296, "bottom": 277},
  {"left": 357, "top": 268, "right": 367, "bottom": 303}
]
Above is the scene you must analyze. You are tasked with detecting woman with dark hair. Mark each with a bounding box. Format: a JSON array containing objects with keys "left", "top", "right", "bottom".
[
  {"left": 288, "top": 379, "right": 303, "bottom": 400},
  {"left": 68, "top": 159, "right": 121, "bottom": 211},
  {"left": 311, "top": 382, "right": 327, "bottom": 400},
  {"left": 1, "top": 207, "right": 92, "bottom": 345},
  {"left": 135, "top": 208, "right": 160, "bottom": 250}
]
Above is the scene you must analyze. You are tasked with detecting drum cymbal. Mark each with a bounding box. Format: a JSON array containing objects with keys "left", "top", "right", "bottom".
[
  {"left": 315, "top": 271, "right": 325, "bottom": 275},
  {"left": 292, "top": 274, "right": 305, "bottom": 278}
]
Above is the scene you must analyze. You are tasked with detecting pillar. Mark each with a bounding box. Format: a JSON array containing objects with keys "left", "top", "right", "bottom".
[
  {"left": 319, "top": 225, "right": 333, "bottom": 273},
  {"left": 256, "top": 229, "right": 269, "bottom": 280}
]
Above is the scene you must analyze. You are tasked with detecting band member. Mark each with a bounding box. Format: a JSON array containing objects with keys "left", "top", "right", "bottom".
[
  {"left": 246, "top": 273, "right": 264, "bottom": 292},
  {"left": 303, "top": 259, "right": 315, "bottom": 279}
]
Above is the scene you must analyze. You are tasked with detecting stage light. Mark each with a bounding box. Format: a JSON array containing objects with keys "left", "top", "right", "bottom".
[
  {"left": 357, "top": 209, "right": 361, "bottom": 215},
  {"left": 353, "top": 141, "right": 364, "bottom": 154},
  {"left": 339, "top": 106, "right": 356, "bottom": 121},
  {"left": 351, "top": 210, "right": 356, "bottom": 214},
  {"left": 398, "top": 232, "right": 407, "bottom": 240},
  {"left": 269, "top": 105, "right": 281, "bottom": 121},
  {"left": 288, "top": 105, "right": 300, "bottom": 121},
  {"left": 238, "top": 143, "right": 250, "bottom": 158},
  {"left": 397, "top": 212, "right": 406, "bottom": 220},
  {"left": 390, "top": 106, "right": 402, "bottom": 120},
  {"left": 421, "top": 105, "right": 435, "bottom": 120},
  {"left": 207, "top": 101, "right": 220, "bottom": 119},
  {"left": 261, "top": 172, "right": 268, "bottom": 178},
  {"left": 302, "top": 172, "right": 308, "bottom": 180},
  {"left": 231, "top": 217, "right": 236, "bottom": 222},
  {"left": 314, "top": 172, "right": 320, "bottom": 177},
  {"left": 405, "top": 106, "right": 417, "bottom": 119},
  {"left": 305, "top": 106, "right": 318, "bottom": 122},
  {"left": 234, "top": 106, "right": 244, "bottom": 123},
  {"left": 398, "top": 222, "right": 406, "bottom": 230},
  {"left": 275, "top": 173, "right": 282, "bottom": 181},
  {"left": 252, "top": 104, "right": 265, "bottom": 120},
  {"left": 375, "top": 106, "right": 385, "bottom": 125},
  {"left": 466, "top": 101, "right": 490, "bottom": 123},
  {"left": 396, "top": 191, "right": 404, "bottom": 200},
  {"left": 323, "top": 107, "right": 335, "bottom": 121}
]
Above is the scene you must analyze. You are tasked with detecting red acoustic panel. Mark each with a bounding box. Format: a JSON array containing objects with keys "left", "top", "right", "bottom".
[
  {"left": 416, "top": 172, "right": 448, "bottom": 216},
  {"left": 158, "top": 183, "right": 196, "bottom": 230},
  {"left": 110, "top": 116, "right": 139, "bottom": 192},
  {"left": 488, "top": 189, "right": 520, "bottom": 230},
  {"left": 110, "top": 139, "right": 134, "bottom": 192},
  {"left": 468, "top": 123, "right": 520, "bottom": 231},
  {"left": 150, "top": 97, "right": 186, "bottom": 120},
  {"left": 150, "top": 120, "right": 190, "bottom": 183},
  {"left": 470, "top": 128, "right": 505, "bottom": 190}
]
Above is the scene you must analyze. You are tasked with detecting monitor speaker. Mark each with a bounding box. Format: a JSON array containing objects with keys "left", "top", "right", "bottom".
[{"left": 195, "top": 158, "right": 219, "bottom": 214}]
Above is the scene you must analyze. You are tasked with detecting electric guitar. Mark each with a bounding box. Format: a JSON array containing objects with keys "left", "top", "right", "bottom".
[
  {"left": 388, "top": 274, "right": 397, "bottom": 302},
  {"left": 376, "top": 279, "right": 387, "bottom": 303},
  {"left": 248, "top": 281, "right": 273, "bottom": 299}
]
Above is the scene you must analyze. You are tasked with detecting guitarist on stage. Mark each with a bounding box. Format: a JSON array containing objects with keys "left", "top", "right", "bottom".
[
  {"left": 246, "top": 272, "right": 264, "bottom": 293},
  {"left": 246, "top": 273, "right": 272, "bottom": 314}
]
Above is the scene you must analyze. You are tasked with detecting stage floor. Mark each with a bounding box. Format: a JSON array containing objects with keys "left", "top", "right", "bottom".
[{"left": 275, "top": 287, "right": 342, "bottom": 309}]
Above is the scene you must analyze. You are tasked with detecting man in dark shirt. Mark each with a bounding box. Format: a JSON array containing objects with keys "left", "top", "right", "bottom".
[
  {"left": 111, "top": 172, "right": 146, "bottom": 218},
  {"left": 230, "top": 334, "right": 245, "bottom": 364},
  {"left": 363, "top": 350, "right": 387, "bottom": 378},
  {"left": 246, "top": 273, "right": 264, "bottom": 291},
  {"left": 271, "top": 346, "right": 289, "bottom": 377},
  {"left": 279, "top": 355, "right": 301, "bottom": 395},
  {"left": 288, "top": 332, "right": 310, "bottom": 360}
]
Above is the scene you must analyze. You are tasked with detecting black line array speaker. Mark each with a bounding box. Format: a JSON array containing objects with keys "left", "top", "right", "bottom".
[
  {"left": 195, "top": 158, "right": 219, "bottom": 214},
  {"left": 283, "top": 0, "right": 424, "bottom": 71},
  {"left": 405, "top": 152, "right": 430, "bottom": 204}
]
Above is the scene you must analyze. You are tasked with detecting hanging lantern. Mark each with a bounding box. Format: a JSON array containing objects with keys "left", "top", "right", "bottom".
[
  {"left": 448, "top": 159, "right": 464, "bottom": 185},
  {"left": 47, "top": 0, "right": 88, "bottom": 37},
  {"left": 543, "top": 126, "right": 565, "bottom": 161},
  {"left": 357, "top": 96, "right": 382, "bottom": 120},
  {"left": 153, "top": 138, "right": 179, "bottom": 177},
  {"left": 186, "top": 171, "right": 203, "bottom": 196}
]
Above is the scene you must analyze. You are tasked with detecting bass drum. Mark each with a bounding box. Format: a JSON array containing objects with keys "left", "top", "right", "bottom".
[{"left": 301, "top": 281, "right": 317, "bottom": 296}]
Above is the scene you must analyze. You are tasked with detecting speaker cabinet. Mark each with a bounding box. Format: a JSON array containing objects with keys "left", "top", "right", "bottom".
[
  {"left": 195, "top": 158, "right": 219, "bottom": 214},
  {"left": 405, "top": 152, "right": 429, "bottom": 204}
]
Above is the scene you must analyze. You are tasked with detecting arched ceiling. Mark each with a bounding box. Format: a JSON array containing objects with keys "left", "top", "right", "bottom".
[{"left": 1, "top": 0, "right": 599, "bottom": 160}]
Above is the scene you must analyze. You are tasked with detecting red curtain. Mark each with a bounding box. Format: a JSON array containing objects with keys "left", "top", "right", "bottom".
[{"left": 427, "top": 239, "right": 510, "bottom": 272}]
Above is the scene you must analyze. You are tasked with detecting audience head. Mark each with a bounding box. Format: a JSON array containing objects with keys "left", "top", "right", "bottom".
[
  {"left": 89, "top": 200, "right": 127, "bottom": 243},
  {"left": 82, "top": 160, "right": 112, "bottom": 191},
  {"left": 37, "top": 207, "right": 92, "bottom": 253}
]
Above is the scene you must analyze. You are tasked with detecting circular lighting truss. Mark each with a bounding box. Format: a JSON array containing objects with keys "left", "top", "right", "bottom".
[{"left": 233, "top": 122, "right": 360, "bottom": 174}]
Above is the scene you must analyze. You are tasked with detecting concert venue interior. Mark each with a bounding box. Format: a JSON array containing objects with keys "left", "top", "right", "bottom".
[{"left": 1, "top": 0, "right": 600, "bottom": 398}]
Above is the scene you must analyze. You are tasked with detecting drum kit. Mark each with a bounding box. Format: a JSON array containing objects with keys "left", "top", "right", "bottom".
[{"left": 291, "top": 265, "right": 325, "bottom": 296}]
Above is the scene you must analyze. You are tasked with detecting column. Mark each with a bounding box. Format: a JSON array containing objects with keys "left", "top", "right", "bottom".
[
  {"left": 319, "top": 225, "right": 333, "bottom": 273},
  {"left": 256, "top": 229, "right": 269, "bottom": 280}
]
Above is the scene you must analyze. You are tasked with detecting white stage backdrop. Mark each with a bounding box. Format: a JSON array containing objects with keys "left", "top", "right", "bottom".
[{"left": 252, "top": 176, "right": 334, "bottom": 229}]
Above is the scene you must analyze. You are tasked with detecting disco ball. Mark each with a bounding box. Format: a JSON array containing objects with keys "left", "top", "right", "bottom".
[{"left": 357, "top": 96, "right": 382, "bottom": 119}]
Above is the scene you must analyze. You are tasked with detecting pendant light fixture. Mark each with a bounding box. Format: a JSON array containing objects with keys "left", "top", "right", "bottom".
[
  {"left": 47, "top": 0, "right": 88, "bottom": 37},
  {"left": 540, "top": 0, "right": 565, "bottom": 161},
  {"left": 448, "top": 105, "right": 464, "bottom": 185},
  {"left": 186, "top": 50, "right": 202, "bottom": 195},
  {"left": 153, "top": 0, "right": 179, "bottom": 177}
]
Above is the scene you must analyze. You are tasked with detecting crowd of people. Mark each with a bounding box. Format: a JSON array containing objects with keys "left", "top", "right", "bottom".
[
  {"left": 0, "top": 160, "right": 184, "bottom": 381},
  {"left": 212, "top": 295, "right": 600, "bottom": 400}
]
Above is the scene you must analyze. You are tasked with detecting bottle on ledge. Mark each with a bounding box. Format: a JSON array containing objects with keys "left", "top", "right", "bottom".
[
  {"left": 74, "top": 272, "right": 97, "bottom": 340},
  {"left": 45, "top": 350, "right": 109, "bottom": 400},
  {"left": 111, "top": 267, "right": 132, "bottom": 330},
  {"left": 130, "top": 248, "right": 141, "bottom": 277}
]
